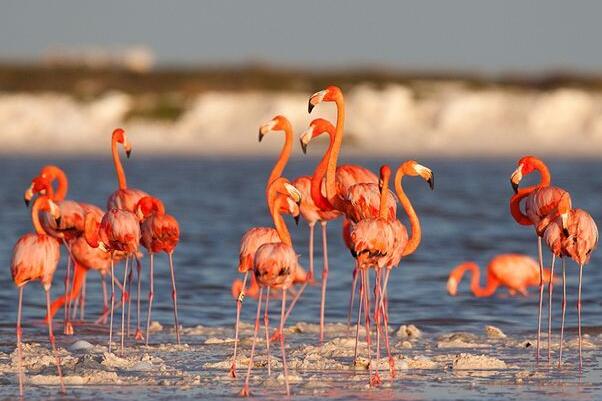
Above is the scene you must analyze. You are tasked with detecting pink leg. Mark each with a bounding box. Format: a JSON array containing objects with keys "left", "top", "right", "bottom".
[
  {"left": 96, "top": 271, "right": 109, "bottom": 325},
  {"left": 362, "top": 270, "right": 379, "bottom": 386},
  {"left": 63, "top": 239, "right": 74, "bottom": 335},
  {"left": 109, "top": 256, "right": 116, "bottom": 352},
  {"left": 230, "top": 271, "right": 249, "bottom": 378},
  {"left": 374, "top": 269, "right": 382, "bottom": 380},
  {"left": 347, "top": 263, "right": 359, "bottom": 329},
  {"left": 279, "top": 288, "right": 291, "bottom": 396},
  {"left": 16, "top": 286, "right": 24, "bottom": 397},
  {"left": 241, "top": 288, "right": 263, "bottom": 397},
  {"left": 79, "top": 276, "right": 86, "bottom": 321},
  {"left": 168, "top": 252, "right": 181, "bottom": 344},
  {"left": 264, "top": 287, "right": 271, "bottom": 376},
  {"left": 283, "top": 281, "right": 307, "bottom": 323},
  {"left": 577, "top": 263, "right": 584, "bottom": 371},
  {"left": 308, "top": 222, "right": 315, "bottom": 282},
  {"left": 126, "top": 259, "right": 133, "bottom": 337},
  {"left": 378, "top": 269, "right": 395, "bottom": 378},
  {"left": 558, "top": 258, "right": 566, "bottom": 368},
  {"left": 145, "top": 253, "right": 155, "bottom": 345},
  {"left": 547, "top": 254, "right": 556, "bottom": 364},
  {"left": 353, "top": 268, "right": 363, "bottom": 365},
  {"left": 120, "top": 257, "right": 130, "bottom": 353},
  {"left": 45, "top": 288, "right": 66, "bottom": 394},
  {"left": 319, "top": 221, "right": 329, "bottom": 343},
  {"left": 536, "top": 236, "right": 544, "bottom": 363},
  {"left": 134, "top": 257, "right": 144, "bottom": 341}
]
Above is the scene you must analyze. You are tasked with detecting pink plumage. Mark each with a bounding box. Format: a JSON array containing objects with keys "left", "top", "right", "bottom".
[
  {"left": 292, "top": 176, "right": 341, "bottom": 224},
  {"left": 254, "top": 242, "right": 300, "bottom": 290},
  {"left": 107, "top": 188, "right": 150, "bottom": 213},
  {"left": 98, "top": 209, "right": 141, "bottom": 254},
  {"left": 238, "top": 227, "right": 281, "bottom": 273},
  {"left": 11, "top": 234, "right": 60, "bottom": 289},
  {"left": 525, "top": 186, "right": 571, "bottom": 235}
]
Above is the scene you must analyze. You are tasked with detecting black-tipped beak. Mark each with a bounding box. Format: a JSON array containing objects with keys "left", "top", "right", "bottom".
[
  {"left": 258, "top": 130, "right": 264, "bottom": 142},
  {"left": 511, "top": 180, "right": 519, "bottom": 194},
  {"left": 55, "top": 216, "right": 62, "bottom": 227},
  {"left": 563, "top": 228, "right": 570, "bottom": 237},
  {"left": 428, "top": 174, "right": 435, "bottom": 191},
  {"left": 126, "top": 149, "right": 132, "bottom": 158},
  {"left": 300, "top": 139, "right": 307, "bottom": 154},
  {"left": 24, "top": 198, "right": 30, "bottom": 207},
  {"left": 308, "top": 101, "right": 315, "bottom": 114},
  {"left": 294, "top": 215, "right": 300, "bottom": 226}
]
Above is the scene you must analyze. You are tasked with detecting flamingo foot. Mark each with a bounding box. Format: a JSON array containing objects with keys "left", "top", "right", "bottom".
[
  {"left": 239, "top": 384, "right": 251, "bottom": 397},
  {"left": 370, "top": 372, "right": 382, "bottom": 387},
  {"left": 64, "top": 321, "right": 74, "bottom": 336},
  {"left": 95, "top": 308, "right": 110, "bottom": 325},
  {"left": 306, "top": 271, "right": 316, "bottom": 285},
  {"left": 134, "top": 329, "right": 145, "bottom": 342},
  {"left": 229, "top": 363, "right": 237, "bottom": 378},
  {"left": 270, "top": 329, "right": 282, "bottom": 343},
  {"left": 388, "top": 357, "right": 397, "bottom": 378}
]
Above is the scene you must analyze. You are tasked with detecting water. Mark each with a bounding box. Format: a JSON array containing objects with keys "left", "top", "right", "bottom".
[{"left": 0, "top": 156, "right": 601, "bottom": 400}]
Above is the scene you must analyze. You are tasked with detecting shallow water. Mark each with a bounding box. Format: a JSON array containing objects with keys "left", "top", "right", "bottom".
[{"left": 0, "top": 156, "right": 601, "bottom": 400}]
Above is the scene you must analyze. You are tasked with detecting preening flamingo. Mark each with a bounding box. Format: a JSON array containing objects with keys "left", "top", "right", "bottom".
[
  {"left": 11, "top": 194, "right": 65, "bottom": 396},
  {"left": 447, "top": 254, "right": 553, "bottom": 297},
  {"left": 510, "top": 155, "right": 572, "bottom": 363},
  {"left": 240, "top": 187, "right": 303, "bottom": 397},
  {"left": 84, "top": 208, "right": 140, "bottom": 353},
  {"left": 135, "top": 196, "right": 181, "bottom": 345},
  {"left": 542, "top": 208, "right": 598, "bottom": 368},
  {"left": 229, "top": 178, "right": 303, "bottom": 379}
]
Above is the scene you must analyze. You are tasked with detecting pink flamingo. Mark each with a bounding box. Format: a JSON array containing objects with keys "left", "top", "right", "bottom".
[
  {"left": 84, "top": 208, "right": 140, "bottom": 353},
  {"left": 240, "top": 186, "right": 303, "bottom": 397},
  {"left": 447, "top": 254, "right": 553, "bottom": 297},
  {"left": 11, "top": 192, "right": 65, "bottom": 396},
  {"left": 135, "top": 196, "right": 181, "bottom": 345},
  {"left": 510, "top": 155, "right": 572, "bottom": 363},
  {"left": 543, "top": 208, "right": 598, "bottom": 368}
]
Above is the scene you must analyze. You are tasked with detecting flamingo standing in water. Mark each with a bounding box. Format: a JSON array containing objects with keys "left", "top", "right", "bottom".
[
  {"left": 107, "top": 128, "right": 149, "bottom": 341},
  {"left": 11, "top": 193, "right": 65, "bottom": 396},
  {"left": 542, "top": 208, "right": 598, "bottom": 368},
  {"left": 305, "top": 87, "right": 380, "bottom": 342},
  {"left": 135, "top": 196, "right": 181, "bottom": 345},
  {"left": 229, "top": 178, "right": 303, "bottom": 378},
  {"left": 510, "top": 155, "right": 572, "bottom": 363},
  {"left": 84, "top": 208, "right": 140, "bottom": 353},
  {"left": 447, "top": 254, "right": 554, "bottom": 297},
  {"left": 240, "top": 187, "right": 303, "bottom": 397}
]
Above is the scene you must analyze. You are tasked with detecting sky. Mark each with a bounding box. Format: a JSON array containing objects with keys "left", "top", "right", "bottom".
[{"left": 2, "top": 0, "right": 602, "bottom": 74}]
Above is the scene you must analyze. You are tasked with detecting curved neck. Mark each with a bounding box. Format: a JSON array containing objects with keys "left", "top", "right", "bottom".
[
  {"left": 311, "top": 130, "right": 336, "bottom": 211},
  {"left": 509, "top": 189, "right": 533, "bottom": 225},
  {"left": 47, "top": 166, "right": 68, "bottom": 201},
  {"left": 111, "top": 136, "right": 127, "bottom": 190},
  {"left": 31, "top": 197, "right": 47, "bottom": 235},
  {"left": 530, "top": 158, "right": 552, "bottom": 188},
  {"left": 450, "top": 262, "right": 498, "bottom": 297},
  {"left": 326, "top": 97, "right": 345, "bottom": 209},
  {"left": 379, "top": 176, "right": 390, "bottom": 219},
  {"left": 271, "top": 198, "right": 292, "bottom": 246},
  {"left": 394, "top": 169, "right": 421, "bottom": 256},
  {"left": 265, "top": 121, "right": 293, "bottom": 201},
  {"left": 83, "top": 214, "right": 100, "bottom": 248}
]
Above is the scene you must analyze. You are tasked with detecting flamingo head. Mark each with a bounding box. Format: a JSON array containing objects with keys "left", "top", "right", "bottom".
[
  {"left": 24, "top": 177, "right": 53, "bottom": 207},
  {"left": 113, "top": 128, "right": 132, "bottom": 158},
  {"left": 276, "top": 192, "right": 301, "bottom": 225},
  {"left": 299, "top": 118, "right": 335, "bottom": 154},
  {"left": 399, "top": 160, "right": 435, "bottom": 190},
  {"left": 308, "top": 85, "right": 342, "bottom": 113},
  {"left": 36, "top": 196, "right": 61, "bottom": 226},
  {"left": 258, "top": 115, "right": 290, "bottom": 142},
  {"left": 135, "top": 196, "right": 165, "bottom": 220},
  {"left": 511, "top": 155, "right": 540, "bottom": 193},
  {"left": 378, "top": 165, "right": 392, "bottom": 191}
]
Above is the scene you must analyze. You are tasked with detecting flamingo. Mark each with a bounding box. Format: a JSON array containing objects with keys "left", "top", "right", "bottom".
[
  {"left": 240, "top": 186, "right": 303, "bottom": 397},
  {"left": 106, "top": 128, "right": 149, "bottom": 340},
  {"left": 542, "top": 208, "right": 598, "bottom": 368},
  {"left": 84, "top": 208, "right": 140, "bottom": 353},
  {"left": 135, "top": 196, "right": 181, "bottom": 345},
  {"left": 447, "top": 254, "right": 554, "bottom": 297},
  {"left": 510, "top": 155, "right": 572, "bottom": 363},
  {"left": 11, "top": 193, "right": 65, "bottom": 396},
  {"left": 229, "top": 178, "right": 303, "bottom": 378}
]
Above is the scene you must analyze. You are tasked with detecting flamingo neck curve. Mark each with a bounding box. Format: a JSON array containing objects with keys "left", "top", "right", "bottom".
[
  {"left": 311, "top": 127, "right": 336, "bottom": 211},
  {"left": 111, "top": 136, "right": 127, "bottom": 190},
  {"left": 394, "top": 168, "right": 421, "bottom": 257},
  {"left": 265, "top": 120, "right": 293, "bottom": 203},
  {"left": 450, "top": 262, "right": 499, "bottom": 297},
  {"left": 325, "top": 97, "right": 345, "bottom": 210}
]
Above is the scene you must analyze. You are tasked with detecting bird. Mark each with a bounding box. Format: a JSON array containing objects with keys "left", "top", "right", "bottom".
[
  {"left": 509, "top": 155, "right": 572, "bottom": 363},
  {"left": 542, "top": 208, "right": 598, "bottom": 368},
  {"left": 239, "top": 185, "right": 303, "bottom": 397},
  {"left": 84, "top": 208, "right": 141, "bottom": 353},
  {"left": 11, "top": 193, "right": 65, "bottom": 396},
  {"left": 229, "top": 177, "right": 303, "bottom": 379},
  {"left": 135, "top": 195, "right": 181, "bottom": 345},
  {"left": 447, "top": 254, "right": 554, "bottom": 297}
]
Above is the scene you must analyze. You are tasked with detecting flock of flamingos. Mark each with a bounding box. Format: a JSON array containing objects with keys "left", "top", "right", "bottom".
[{"left": 10, "top": 85, "right": 599, "bottom": 397}]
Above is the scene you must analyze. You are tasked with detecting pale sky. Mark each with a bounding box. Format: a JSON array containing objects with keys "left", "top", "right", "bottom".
[{"left": 2, "top": 0, "right": 601, "bottom": 73}]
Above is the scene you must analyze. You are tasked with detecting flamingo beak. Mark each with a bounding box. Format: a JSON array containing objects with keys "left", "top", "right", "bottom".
[
  {"left": 447, "top": 277, "right": 458, "bottom": 296},
  {"left": 258, "top": 130, "right": 264, "bottom": 142},
  {"left": 258, "top": 120, "right": 276, "bottom": 142},
  {"left": 294, "top": 214, "right": 300, "bottom": 226},
  {"left": 24, "top": 185, "right": 34, "bottom": 207},
  {"left": 561, "top": 212, "right": 569, "bottom": 237},
  {"left": 415, "top": 163, "right": 435, "bottom": 190},
  {"left": 300, "top": 139, "right": 307, "bottom": 154},
  {"left": 283, "top": 183, "right": 302, "bottom": 206},
  {"left": 308, "top": 90, "right": 327, "bottom": 113},
  {"left": 55, "top": 216, "right": 62, "bottom": 227},
  {"left": 510, "top": 166, "right": 523, "bottom": 194},
  {"left": 427, "top": 173, "right": 435, "bottom": 191},
  {"left": 99, "top": 241, "right": 109, "bottom": 253},
  {"left": 299, "top": 128, "right": 313, "bottom": 155}
]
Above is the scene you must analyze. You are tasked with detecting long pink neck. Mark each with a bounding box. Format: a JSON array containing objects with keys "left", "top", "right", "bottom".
[
  {"left": 450, "top": 262, "right": 499, "bottom": 297},
  {"left": 265, "top": 120, "right": 293, "bottom": 204},
  {"left": 31, "top": 197, "right": 47, "bottom": 235},
  {"left": 509, "top": 159, "right": 551, "bottom": 226},
  {"left": 326, "top": 97, "right": 345, "bottom": 210},
  {"left": 394, "top": 168, "right": 421, "bottom": 257},
  {"left": 112, "top": 137, "right": 127, "bottom": 190},
  {"left": 311, "top": 128, "right": 336, "bottom": 211},
  {"left": 46, "top": 166, "right": 68, "bottom": 201},
  {"left": 271, "top": 197, "right": 292, "bottom": 246}
]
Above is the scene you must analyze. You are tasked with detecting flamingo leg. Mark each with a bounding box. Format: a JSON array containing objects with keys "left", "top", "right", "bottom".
[
  {"left": 347, "top": 263, "right": 358, "bottom": 329},
  {"left": 271, "top": 280, "right": 308, "bottom": 342},
  {"left": 362, "top": 270, "right": 379, "bottom": 386},
  {"left": 374, "top": 268, "right": 382, "bottom": 381},
  {"left": 378, "top": 269, "right": 395, "bottom": 378},
  {"left": 168, "top": 252, "right": 181, "bottom": 344},
  {"left": 97, "top": 271, "right": 109, "bottom": 325},
  {"left": 577, "top": 263, "right": 584, "bottom": 371},
  {"left": 558, "top": 258, "right": 566, "bottom": 368},
  {"left": 134, "top": 257, "right": 144, "bottom": 341},
  {"left": 63, "top": 239, "right": 74, "bottom": 335},
  {"left": 145, "top": 253, "right": 155, "bottom": 346},
  {"left": 319, "top": 221, "right": 329, "bottom": 343},
  {"left": 16, "top": 286, "right": 24, "bottom": 397},
  {"left": 241, "top": 287, "right": 263, "bottom": 397},
  {"left": 45, "top": 288, "right": 66, "bottom": 394},
  {"left": 79, "top": 276, "right": 86, "bottom": 321},
  {"left": 120, "top": 257, "right": 130, "bottom": 353},
  {"left": 230, "top": 271, "right": 249, "bottom": 378},
  {"left": 264, "top": 287, "right": 271, "bottom": 376},
  {"left": 109, "top": 256, "right": 115, "bottom": 352},
  {"left": 308, "top": 222, "right": 315, "bottom": 282},
  {"left": 353, "top": 268, "right": 363, "bottom": 365},
  {"left": 280, "top": 288, "right": 291, "bottom": 396},
  {"left": 547, "top": 254, "right": 556, "bottom": 364},
  {"left": 536, "top": 236, "right": 544, "bottom": 363},
  {"left": 126, "top": 259, "right": 133, "bottom": 337}
]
